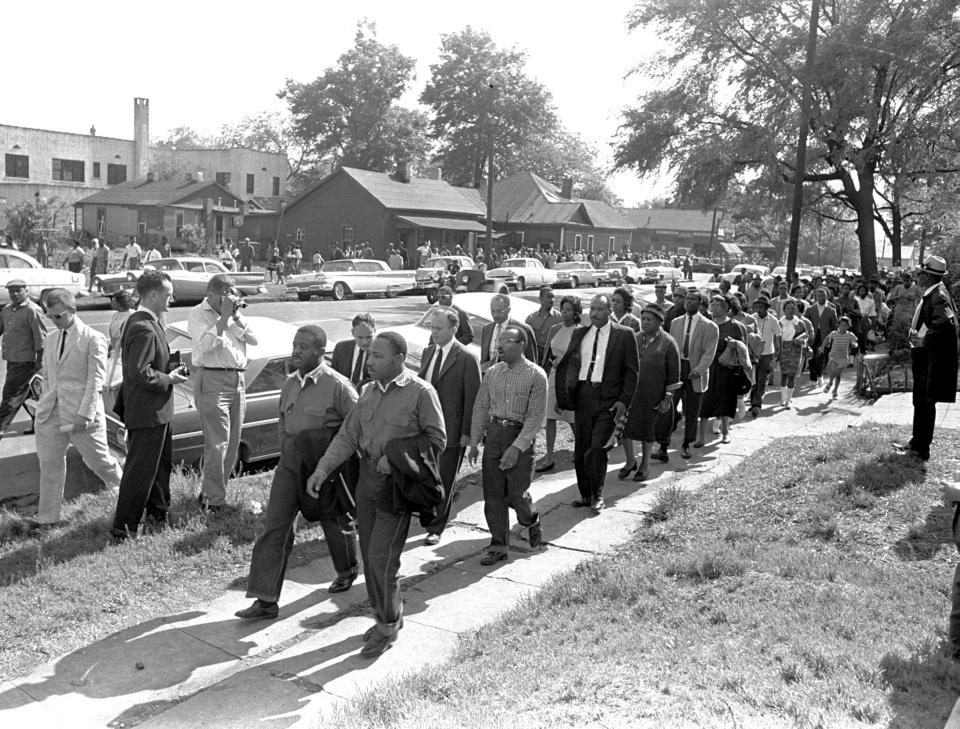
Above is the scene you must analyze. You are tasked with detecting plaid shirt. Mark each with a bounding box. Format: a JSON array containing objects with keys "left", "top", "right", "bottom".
[{"left": 470, "top": 357, "right": 547, "bottom": 452}]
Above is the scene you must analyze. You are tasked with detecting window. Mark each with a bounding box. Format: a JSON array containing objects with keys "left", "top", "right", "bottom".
[
  {"left": 92, "top": 162, "right": 101, "bottom": 179},
  {"left": 216, "top": 172, "right": 231, "bottom": 186},
  {"left": 272, "top": 176, "right": 280, "bottom": 196},
  {"left": 516, "top": 231, "right": 525, "bottom": 244},
  {"left": 52, "top": 158, "right": 85, "bottom": 182},
  {"left": 342, "top": 225, "right": 354, "bottom": 245},
  {"left": 5, "top": 154, "right": 28, "bottom": 178},
  {"left": 247, "top": 357, "right": 292, "bottom": 395},
  {"left": 138, "top": 208, "right": 163, "bottom": 230},
  {"left": 175, "top": 213, "right": 184, "bottom": 239},
  {"left": 246, "top": 173, "right": 255, "bottom": 194},
  {"left": 6, "top": 255, "right": 31, "bottom": 269},
  {"left": 356, "top": 261, "right": 385, "bottom": 272},
  {"left": 96, "top": 207, "right": 106, "bottom": 235},
  {"left": 574, "top": 234, "right": 582, "bottom": 250},
  {"left": 204, "top": 262, "right": 222, "bottom": 273},
  {"left": 295, "top": 227, "right": 304, "bottom": 242},
  {"left": 587, "top": 234, "right": 594, "bottom": 250},
  {"left": 107, "top": 163, "right": 127, "bottom": 185},
  {"left": 609, "top": 236, "right": 616, "bottom": 253}
]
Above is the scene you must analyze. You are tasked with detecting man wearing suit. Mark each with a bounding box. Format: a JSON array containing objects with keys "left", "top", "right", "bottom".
[
  {"left": 417, "top": 306, "right": 481, "bottom": 545},
  {"left": 668, "top": 290, "right": 720, "bottom": 459},
  {"left": 35, "top": 289, "right": 122, "bottom": 525},
  {"left": 806, "top": 287, "right": 838, "bottom": 386},
  {"left": 111, "top": 270, "right": 188, "bottom": 540},
  {"left": 893, "top": 255, "right": 958, "bottom": 462},
  {"left": 436, "top": 286, "right": 473, "bottom": 345},
  {"left": 479, "top": 293, "right": 537, "bottom": 373},
  {"left": 331, "top": 313, "right": 375, "bottom": 390},
  {"left": 558, "top": 294, "right": 639, "bottom": 513}
]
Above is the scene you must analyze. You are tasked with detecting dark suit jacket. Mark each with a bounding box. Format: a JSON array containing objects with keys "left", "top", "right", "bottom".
[
  {"left": 380, "top": 433, "right": 444, "bottom": 526},
  {"left": 554, "top": 321, "right": 639, "bottom": 411},
  {"left": 913, "top": 282, "right": 959, "bottom": 404},
  {"left": 119, "top": 310, "right": 174, "bottom": 429},
  {"left": 452, "top": 305, "right": 474, "bottom": 345},
  {"left": 331, "top": 340, "right": 370, "bottom": 387},
  {"left": 418, "top": 340, "right": 481, "bottom": 448},
  {"left": 807, "top": 303, "right": 838, "bottom": 346},
  {"left": 479, "top": 318, "right": 537, "bottom": 366}
]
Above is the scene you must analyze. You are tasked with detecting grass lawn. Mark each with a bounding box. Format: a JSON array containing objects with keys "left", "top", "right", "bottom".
[{"left": 334, "top": 424, "right": 960, "bottom": 729}]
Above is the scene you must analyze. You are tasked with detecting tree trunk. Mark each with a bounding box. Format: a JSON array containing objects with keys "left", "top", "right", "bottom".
[
  {"left": 855, "top": 172, "right": 878, "bottom": 279},
  {"left": 890, "top": 187, "right": 902, "bottom": 268}
]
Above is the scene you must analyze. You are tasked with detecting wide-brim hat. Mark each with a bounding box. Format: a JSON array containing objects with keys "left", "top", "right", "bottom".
[
  {"left": 920, "top": 255, "right": 948, "bottom": 276},
  {"left": 754, "top": 295, "right": 770, "bottom": 306},
  {"left": 5, "top": 279, "right": 27, "bottom": 289}
]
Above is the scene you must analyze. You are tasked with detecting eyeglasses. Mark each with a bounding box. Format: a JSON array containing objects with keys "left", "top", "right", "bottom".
[{"left": 47, "top": 312, "right": 72, "bottom": 320}]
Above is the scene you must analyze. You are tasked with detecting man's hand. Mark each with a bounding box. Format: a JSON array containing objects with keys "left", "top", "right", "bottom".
[
  {"left": 941, "top": 480, "right": 960, "bottom": 507},
  {"left": 75, "top": 417, "right": 92, "bottom": 432},
  {"left": 499, "top": 445, "right": 520, "bottom": 471},
  {"left": 306, "top": 468, "right": 328, "bottom": 498},
  {"left": 480, "top": 360, "right": 492, "bottom": 373},
  {"left": 468, "top": 445, "right": 480, "bottom": 466},
  {"left": 220, "top": 294, "right": 236, "bottom": 319},
  {"left": 169, "top": 371, "right": 189, "bottom": 385},
  {"left": 609, "top": 401, "right": 627, "bottom": 419},
  {"left": 376, "top": 455, "right": 391, "bottom": 475}
]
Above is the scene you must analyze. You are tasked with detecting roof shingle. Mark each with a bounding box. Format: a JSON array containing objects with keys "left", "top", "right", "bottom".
[
  {"left": 490, "top": 172, "right": 633, "bottom": 230},
  {"left": 74, "top": 178, "right": 241, "bottom": 207}
]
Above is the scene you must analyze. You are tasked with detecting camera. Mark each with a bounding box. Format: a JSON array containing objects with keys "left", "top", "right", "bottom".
[
  {"left": 167, "top": 350, "right": 190, "bottom": 377},
  {"left": 226, "top": 294, "right": 247, "bottom": 310}
]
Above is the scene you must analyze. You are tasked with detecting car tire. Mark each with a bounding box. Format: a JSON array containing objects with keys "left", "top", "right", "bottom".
[
  {"left": 571, "top": 276, "right": 579, "bottom": 289},
  {"left": 516, "top": 277, "right": 526, "bottom": 291},
  {"left": 498, "top": 284, "right": 510, "bottom": 295},
  {"left": 426, "top": 290, "right": 438, "bottom": 304},
  {"left": 332, "top": 282, "right": 348, "bottom": 301},
  {"left": 297, "top": 292, "right": 311, "bottom": 302},
  {"left": 384, "top": 289, "right": 397, "bottom": 299}
]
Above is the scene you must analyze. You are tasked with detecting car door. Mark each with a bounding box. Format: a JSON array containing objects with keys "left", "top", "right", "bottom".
[{"left": 241, "top": 355, "right": 290, "bottom": 461}]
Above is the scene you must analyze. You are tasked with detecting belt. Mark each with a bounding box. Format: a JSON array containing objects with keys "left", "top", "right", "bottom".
[
  {"left": 489, "top": 417, "right": 523, "bottom": 428},
  {"left": 200, "top": 366, "right": 245, "bottom": 372}
]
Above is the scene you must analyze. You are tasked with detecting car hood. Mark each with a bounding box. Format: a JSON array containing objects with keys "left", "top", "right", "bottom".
[{"left": 486, "top": 267, "right": 520, "bottom": 276}]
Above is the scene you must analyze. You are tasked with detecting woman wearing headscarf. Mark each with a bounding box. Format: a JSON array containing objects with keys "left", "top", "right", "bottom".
[
  {"left": 536, "top": 295, "right": 582, "bottom": 472},
  {"left": 698, "top": 295, "right": 747, "bottom": 444},
  {"left": 778, "top": 298, "right": 809, "bottom": 408},
  {"left": 621, "top": 303, "right": 681, "bottom": 481}
]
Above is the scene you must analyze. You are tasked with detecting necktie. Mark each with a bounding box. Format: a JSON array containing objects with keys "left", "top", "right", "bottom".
[
  {"left": 682, "top": 315, "right": 693, "bottom": 359},
  {"left": 431, "top": 347, "right": 443, "bottom": 387},
  {"left": 351, "top": 350, "right": 365, "bottom": 385},
  {"left": 59, "top": 330, "right": 66, "bottom": 360},
  {"left": 585, "top": 326, "right": 600, "bottom": 382},
  {"left": 490, "top": 324, "right": 501, "bottom": 362}
]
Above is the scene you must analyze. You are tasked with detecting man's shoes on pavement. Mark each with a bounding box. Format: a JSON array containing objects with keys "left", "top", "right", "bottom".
[
  {"left": 424, "top": 533, "right": 441, "bottom": 546},
  {"left": 590, "top": 498, "right": 605, "bottom": 514},
  {"left": 527, "top": 521, "right": 543, "bottom": 548},
  {"left": 360, "top": 629, "right": 398, "bottom": 659},
  {"left": 749, "top": 407, "right": 761, "bottom": 419},
  {"left": 680, "top": 445, "right": 692, "bottom": 459},
  {"left": 534, "top": 461, "right": 555, "bottom": 473},
  {"left": 328, "top": 571, "right": 358, "bottom": 594},
  {"left": 571, "top": 497, "right": 592, "bottom": 508},
  {"left": 481, "top": 551, "right": 508, "bottom": 565},
  {"left": 364, "top": 617, "right": 403, "bottom": 641},
  {"left": 235, "top": 599, "right": 279, "bottom": 621},
  {"left": 655, "top": 447, "right": 669, "bottom": 463}
]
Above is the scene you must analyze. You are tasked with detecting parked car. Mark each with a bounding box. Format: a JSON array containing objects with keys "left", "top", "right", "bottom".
[
  {"left": 553, "top": 261, "right": 601, "bottom": 289},
  {"left": 92, "top": 257, "right": 266, "bottom": 303},
  {"left": 0, "top": 248, "right": 88, "bottom": 306},
  {"left": 598, "top": 261, "right": 644, "bottom": 286},
  {"left": 639, "top": 259, "right": 685, "bottom": 284},
  {"left": 690, "top": 257, "right": 724, "bottom": 276},
  {"left": 720, "top": 264, "right": 771, "bottom": 284},
  {"left": 484, "top": 258, "right": 557, "bottom": 291},
  {"left": 285, "top": 258, "right": 415, "bottom": 301},
  {"left": 415, "top": 256, "right": 476, "bottom": 302},
  {"left": 388, "top": 292, "right": 540, "bottom": 370}
]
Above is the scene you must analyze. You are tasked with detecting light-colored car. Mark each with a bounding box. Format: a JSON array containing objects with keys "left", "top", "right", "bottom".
[
  {"left": 598, "top": 260, "right": 643, "bottom": 286},
  {"left": 285, "top": 258, "right": 416, "bottom": 301},
  {"left": 92, "top": 257, "right": 267, "bottom": 303},
  {"left": 388, "top": 292, "right": 540, "bottom": 370},
  {"left": 415, "top": 256, "right": 476, "bottom": 302},
  {"left": 553, "top": 261, "right": 601, "bottom": 289},
  {"left": 720, "top": 264, "right": 771, "bottom": 284},
  {"left": 485, "top": 258, "right": 557, "bottom": 292},
  {"left": 639, "top": 259, "right": 684, "bottom": 284},
  {"left": 0, "top": 248, "right": 88, "bottom": 305}
]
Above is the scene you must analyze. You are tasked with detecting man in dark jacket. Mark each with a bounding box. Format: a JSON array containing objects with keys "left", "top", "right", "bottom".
[
  {"left": 479, "top": 294, "right": 537, "bottom": 372},
  {"left": 893, "top": 255, "right": 958, "bottom": 461}
]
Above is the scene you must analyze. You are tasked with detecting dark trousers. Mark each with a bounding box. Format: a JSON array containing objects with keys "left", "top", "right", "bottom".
[
  {"left": 910, "top": 349, "right": 937, "bottom": 457},
  {"left": 425, "top": 446, "right": 463, "bottom": 536},
  {"left": 950, "top": 560, "right": 960, "bottom": 648},
  {"left": 111, "top": 424, "right": 172, "bottom": 538},
  {"left": 750, "top": 354, "right": 775, "bottom": 410},
  {"left": 356, "top": 459, "right": 409, "bottom": 636},
  {"left": 674, "top": 360, "right": 703, "bottom": 446},
  {"left": 246, "top": 456, "right": 358, "bottom": 603},
  {"left": 481, "top": 422, "right": 537, "bottom": 555},
  {"left": 574, "top": 382, "right": 616, "bottom": 501},
  {"left": 809, "top": 340, "right": 826, "bottom": 381},
  {"left": 0, "top": 360, "right": 36, "bottom": 432}
]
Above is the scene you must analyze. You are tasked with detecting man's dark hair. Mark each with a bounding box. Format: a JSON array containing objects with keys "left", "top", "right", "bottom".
[
  {"left": 539, "top": 285, "right": 554, "bottom": 297},
  {"left": 135, "top": 269, "right": 172, "bottom": 298},
  {"left": 352, "top": 313, "right": 376, "bottom": 329},
  {"left": 376, "top": 331, "right": 407, "bottom": 357},
  {"left": 503, "top": 325, "right": 528, "bottom": 346},
  {"left": 206, "top": 273, "right": 236, "bottom": 295},
  {"left": 297, "top": 324, "right": 327, "bottom": 351}
]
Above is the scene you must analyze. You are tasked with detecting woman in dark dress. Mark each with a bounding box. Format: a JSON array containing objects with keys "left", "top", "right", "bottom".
[
  {"left": 699, "top": 295, "right": 747, "bottom": 445},
  {"left": 612, "top": 286, "right": 643, "bottom": 477},
  {"left": 623, "top": 303, "right": 681, "bottom": 481}
]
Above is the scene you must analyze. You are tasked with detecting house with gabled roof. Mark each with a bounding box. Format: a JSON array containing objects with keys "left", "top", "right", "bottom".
[
  {"left": 75, "top": 172, "right": 248, "bottom": 250},
  {"left": 621, "top": 207, "right": 729, "bottom": 256},
  {"left": 489, "top": 172, "right": 634, "bottom": 254},
  {"left": 276, "top": 165, "right": 486, "bottom": 261}
]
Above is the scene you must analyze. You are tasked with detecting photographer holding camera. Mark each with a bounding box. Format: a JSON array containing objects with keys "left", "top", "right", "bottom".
[{"left": 188, "top": 274, "right": 258, "bottom": 511}]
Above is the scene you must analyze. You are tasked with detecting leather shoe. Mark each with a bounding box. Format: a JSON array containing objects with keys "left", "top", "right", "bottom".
[
  {"left": 681, "top": 445, "right": 691, "bottom": 459},
  {"left": 527, "top": 521, "right": 543, "bottom": 548},
  {"left": 424, "top": 533, "right": 441, "bottom": 546},
  {"left": 618, "top": 461, "right": 638, "bottom": 479},
  {"left": 360, "top": 629, "right": 397, "bottom": 658},
  {"left": 571, "top": 497, "right": 592, "bottom": 507},
  {"left": 655, "top": 448, "right": 669, "bottom": 463},
  {"left": 590, "top": 498, "right": 605, "bottom": 513},
  {"left": 235, "top": 600, "right": 279, "bottom": 620},
  {"left": 364, "top": 617, "right": 403, "bottom": 641},
  {"left": 480, "top": 551, "right": 508, "bottom": 565},
  {"left": 534, "top": 461, "right": 555, "bottom": 473},
  {"left": 906, "top": 449, "right": 929, "bottom": 461},
  {"left": 328, "top": 572, "right": 358, "bottom": 593},
  {"left": 891, "top": 441, "right": 910, "bottom": 452}
]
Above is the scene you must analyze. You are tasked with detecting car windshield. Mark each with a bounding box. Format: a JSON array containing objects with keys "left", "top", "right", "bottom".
[
  {"left": 502, "top": 259, "right": 527, "bottom": 267},
  {"left": 148, "top": 260, "right": 184, "bottom": 271},
  {"left": 641, "top": 260, "right": 669, "bottom": 267},
  {"left": 604, "top": 262, "right": 625, "bottom": 269},
  {"left": 424, "top": 259, "right": 452, "bottom": 269}
]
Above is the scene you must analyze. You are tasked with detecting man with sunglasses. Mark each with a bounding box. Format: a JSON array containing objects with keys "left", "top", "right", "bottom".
[
  {"left": 0, "top": 279, "right": 46, "bottom": 436},
  {"left": 34, "top": 289, "right": 122, "bottom": 525}
]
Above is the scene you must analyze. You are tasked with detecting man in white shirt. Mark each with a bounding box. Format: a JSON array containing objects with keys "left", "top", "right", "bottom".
[
  {"left": 749, "top": 295, "right": 782, "bottom": 418},
  {"left": 122, "top": 238, "right": 143, "bottom": 269},
  {"left": 144, "top": 244, "right": 162, "bottom": 263},
  {"left": 187, "top": 275, "right": 258, "bottom": 509}
]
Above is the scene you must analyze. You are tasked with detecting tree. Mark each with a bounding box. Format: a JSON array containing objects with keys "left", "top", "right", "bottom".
[
  {"left": 280, "top": 20, "right": 424, "bottom": 172},
  {"left": 4, "top": 195, "right": 70, "bottom": 252},
  {"left": 179, "top": 223, "right": 207, "bottom": 255},
  {"left": 218, "top": 111, "right": 307, "bottom": 182},
  {"left": 614, "top": 0, "right": 960, "bottom": 280},
  {"left": 421, "top": 26, "right": 557, "bottom": 188},
  {"left": 152, "top": 126, "right": 215, "bottom": 150}
]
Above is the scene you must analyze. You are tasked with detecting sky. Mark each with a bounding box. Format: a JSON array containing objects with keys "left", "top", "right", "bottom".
[{"left": 6, "top": 0, "right": 666, "bottom": 205}]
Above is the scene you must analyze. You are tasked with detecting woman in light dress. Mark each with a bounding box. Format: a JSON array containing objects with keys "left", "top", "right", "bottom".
[{"left": 536, "top": 295, "right": 582, "bottom": 472}]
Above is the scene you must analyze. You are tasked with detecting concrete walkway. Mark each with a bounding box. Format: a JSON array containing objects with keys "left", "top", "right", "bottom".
[{"left": 1, "top": 385, "right": 956, "bottom": 729}]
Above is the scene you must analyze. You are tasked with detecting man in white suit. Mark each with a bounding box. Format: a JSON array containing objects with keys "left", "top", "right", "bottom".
[
  {"left": 668, "top": 290, "right": 719, "bottom": 459},
  {"left": 35, "top": 289, "right": 122, "bottom": 525}
]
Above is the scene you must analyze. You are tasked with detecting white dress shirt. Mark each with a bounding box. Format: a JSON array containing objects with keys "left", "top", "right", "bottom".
[
  {"left": 578, "top": 320, "right": 611, "bottom": 382},
  {"left": 187, "top": 299, "right": 256, "bottom": 369},
  {"left": 425, "top": 339, "right": 454, "bottom": 383},
  {"left": 488, "top": 322, "right": 503, "bottom": 360}
]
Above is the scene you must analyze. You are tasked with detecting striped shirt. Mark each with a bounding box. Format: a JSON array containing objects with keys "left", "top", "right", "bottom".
[
  {"left": 470, "top": 357, "right": 547, "bottom": 452},
  {"left": 826, "top": 331, "right": 857, "bottom": 363}
]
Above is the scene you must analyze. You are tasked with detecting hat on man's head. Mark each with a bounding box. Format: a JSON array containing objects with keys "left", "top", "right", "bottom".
[
  {"left": 5, "top": 279, "right": 27, "bottom": 289},
  {"left": 91, "top": 237, "right": 99, "bottom": 245},
  {"left": 920, "top": 255, "right": 948, "bottom": 277},
  {"left": 754, "top": 295, "right": 770, "bottom": 307},
  {"left": 641, "top": 303, "right": 665, "bottom": 322}
]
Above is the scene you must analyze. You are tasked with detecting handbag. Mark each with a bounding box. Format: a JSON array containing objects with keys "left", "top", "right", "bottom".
[{"left": 718, "top": 345, "right": 738, "bottom": 370}]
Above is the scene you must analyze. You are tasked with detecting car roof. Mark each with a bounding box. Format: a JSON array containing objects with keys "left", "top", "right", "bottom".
[{"left": 446, "top": 292, "right": 540, "bottom": 319}]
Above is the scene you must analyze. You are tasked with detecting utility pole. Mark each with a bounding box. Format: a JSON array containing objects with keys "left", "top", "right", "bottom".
[
  {"left": 484, "top": 82, "right": 498, "bottom": 258},
  {"left": 786, "top": 0, "right": 821, "bottom": 284}
]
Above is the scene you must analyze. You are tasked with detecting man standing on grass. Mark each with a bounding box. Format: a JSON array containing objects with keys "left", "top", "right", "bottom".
[
  {"left": 893, "top": 255, "right": 958, "bottom": 462},
  {"left": 468, "top": 325, "right": 546, "bottom": 565},
  {"left": 0, "top": 279, "right": 46, "bottom": 436},
  {"left": 236, "top": 325, "right": 360, "bottom": 621},
  {"left": 307, "top": 332, "right": 445, "bottom": 658}
]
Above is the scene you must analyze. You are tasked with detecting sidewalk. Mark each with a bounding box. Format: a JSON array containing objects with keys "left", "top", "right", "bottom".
[{"left": 1, "top": 386, "right": 955, "bottom": 729}]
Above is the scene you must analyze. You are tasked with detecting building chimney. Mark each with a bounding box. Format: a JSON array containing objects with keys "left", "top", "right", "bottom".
[
  {"left": 90, "top": 125, "right": 96, "bottom": 136},
  {"left": 561, "top": 178, "right": 574, "bottom": 199},
  {"left": 196, "top": 171, "right": 204, "bottom": 183},
  {"left": 133, "top": 97, "right": 150, "bottom": 180},
  {"left": 147, "top": 171, "right": 156, "bottom": 183},
  {"left": 434, "top": 166, "right": 442, "bottom": 181},
  {"left": 396, "top": 159, "right": 410, "bottom": 183}
]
